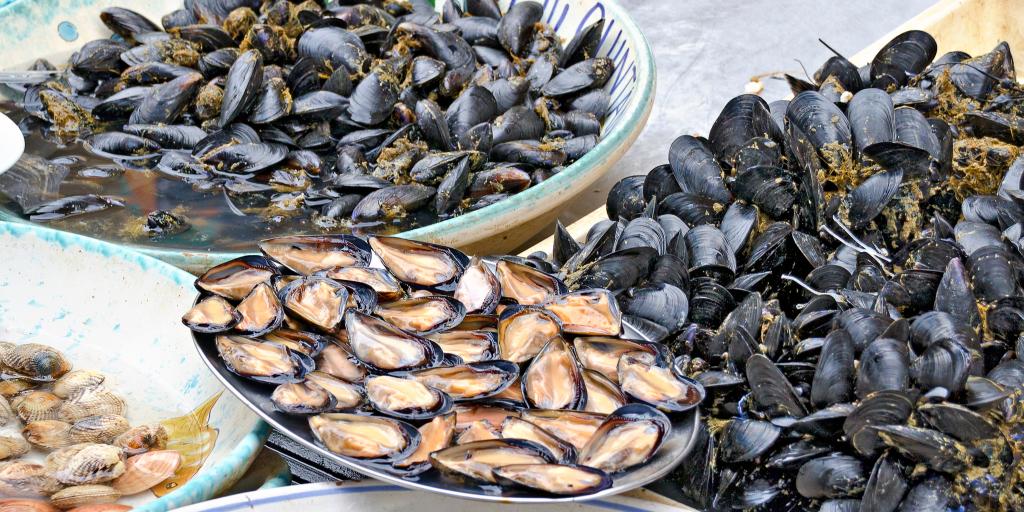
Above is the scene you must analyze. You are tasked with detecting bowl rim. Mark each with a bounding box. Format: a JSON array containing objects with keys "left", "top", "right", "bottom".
[
  {"left": 0, "top": 219, "right": 272, "bottom": 512},
  {"left": 0, "top": 0, "right": 656, "bottom": 271},
  {"left": 175, "top": 481, "right": 699, "bottom": 512}
]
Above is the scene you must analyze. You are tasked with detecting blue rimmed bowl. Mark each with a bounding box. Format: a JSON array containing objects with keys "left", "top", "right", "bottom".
[
  {"left": 0, "top": 0, "right": 655, "bottom": 274},
  {"left": 0, "top": 220, "right": 269, "bottom": 511}
]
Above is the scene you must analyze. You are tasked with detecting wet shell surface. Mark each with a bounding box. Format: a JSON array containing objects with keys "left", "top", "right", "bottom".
[{"left": 109, "top": 450, "right": 182, "bottom": 496}]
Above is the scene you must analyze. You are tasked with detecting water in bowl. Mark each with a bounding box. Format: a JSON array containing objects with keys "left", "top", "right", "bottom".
[{"left": 0, "top": 103, "right": 440, "bottom": 253}]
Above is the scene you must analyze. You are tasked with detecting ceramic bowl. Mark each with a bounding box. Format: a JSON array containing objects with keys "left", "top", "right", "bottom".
[
  {"left": 0, "top": 220, "right": 269, "bottom": 511},
  {"left": 0, "top": 0, "right": 655, "bottom": 274}
]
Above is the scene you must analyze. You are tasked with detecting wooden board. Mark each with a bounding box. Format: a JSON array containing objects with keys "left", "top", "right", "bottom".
[{"left": 522, "top": 0, "right": 1022, "bottom": 257}]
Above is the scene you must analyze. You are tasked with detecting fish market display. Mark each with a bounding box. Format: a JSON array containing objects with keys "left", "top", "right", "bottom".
[
  {"left": 0, "top": 342, "right": 182, "bottom": 510},
  {"left": 552, "top": 30, "right": 1024, "bottom": 510},
  {"left": 0, "top": 0, "right": 609, "bottom": 251},
  {"left": 183, "top": 234, "right": 703, "bottom": 496}
]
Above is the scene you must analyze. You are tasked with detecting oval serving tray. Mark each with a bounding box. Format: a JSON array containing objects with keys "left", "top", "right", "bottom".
[{"left": 191, "top": 330, "right": 700, "bottom": 503}]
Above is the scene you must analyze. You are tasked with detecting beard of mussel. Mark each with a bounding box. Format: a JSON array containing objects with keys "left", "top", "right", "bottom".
[
  {"left": 870, "top": 181, "right": 927, "bottom": 252},
  {"left": 816, "top": 143, "right": 858, "bottom": 193},
  {"left": 951, "top": 401, "right": 1024, "bottom": 510},
  {"left": 947, "top": 137, "right": 1021, "bottom": 200}
]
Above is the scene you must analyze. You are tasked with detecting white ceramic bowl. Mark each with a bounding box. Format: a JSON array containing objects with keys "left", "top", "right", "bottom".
[{"left": 0, "top": 220, "right": 269, "bottom": 511}]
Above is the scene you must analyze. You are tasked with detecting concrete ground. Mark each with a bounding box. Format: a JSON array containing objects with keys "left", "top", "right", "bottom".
[{"left": 534, "top": 0, "right": 937, "bottom": 246}]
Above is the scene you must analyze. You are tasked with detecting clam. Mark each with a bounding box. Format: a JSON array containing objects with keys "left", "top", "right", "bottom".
[
  {"left": 0, "top": 394, "right": 12, "bottom": 426},
  {"left": 12, "top": 391, "right": 63, "bottom": 422},
  {"left": 23, "top": 421, "right": 73, "bottom": 449},
  {"left": 617, "top": 352, "right": 705, "bottom": 413},
  {"left": 308, "top": 413, "right": 418, "bottom": 461},
  {"left": 0, "top": 379, "right": 35, "bottom": 398},
  {"left": 2, "top": 344, "right": 72, "bottom": 382},
  {"left": 497, "top": 306, "right": 561, "bottom": 363},
  {"left": 345, "top": 311, "right": 444, "bottom": 372},
  {"left": 46, "top": 443, "right": 126, "bottom": 485},
  {"left": 280, "top": 277, "right": 350, "bottom": 333},
  {"left": 68, "top": 415, "right": 130, "bottom": 445},
  {"left": 375, "top": 297, "right": 466, "bottom": 335},
  {"left": 49, "top": 484, "right": 120, "bottom": 509},
  {"left": 500, "top": 417, "right": 577, "bottom": 464},
  {"left": 577, "top": 404, "right": 670, "bottom": 473},
  {"left": 522, "top": 337, "right": 586, "bottom": 410},
  {"left": 259, "top": 235, "right": 371, "bottom": 275},
  {"left": 52, "top": 371, "right": 105, "bottom": 399},
  {"left": 365, "top": 375, "right": 452, "bottom": 420},
  {"left": 543, "top": 289, "right": 622, "bottom": 336},
  {"left": 0, "top": 499, "right": 61, "bottom": 511},
  {"left": 407, "top": 361, "right": 518, "bottom": 401},
  {"left": 195, "top": 256, "right": 278, "bottom": 301},
  {"left": 429, "top": 439, "right": 554, "bottom": 484},
  {"left": 520, "top": 410, "right": 606, "bottom": 450},
  {"left": 271, "top": 380, "right": 336, "bottom": 414},
  {"left": 233, "top": 282, "right": 284, "bottom": 337},
  {"left": 214, "top": 335, "right": 313, "bottom": 384},
  {"left": 369, "top": 237, "right": 467, "bottom": 291},
  {"left": 304, "top": 372, "right": 365, "bottom": 410},
  {"left": 495, "top": 259, "right": 565, "bottom": 305},
  {"left": 493, "top": 464, "right": 612, "bottom": 496},
  {"left": 392, "top": 413, "right": 456, "bottom": 475},
  {"left": 0, "top": 461, "right": 63, "bottom": 497},
  {"left": 111, "top": 424, "right": 168, "bottom": 456},
  {"left": 0, "top": 435, "right": 31, "bottom": 460},
  {"left": 456, "top": 420, "right": 501, "bottom": 444},
  {"left": 110, "top": 450, "right": 181, "bottom": 496}
]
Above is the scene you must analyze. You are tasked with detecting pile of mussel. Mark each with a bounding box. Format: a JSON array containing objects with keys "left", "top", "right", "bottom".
[
  {"left": 182, "top": 234, "right": 704, "bottom": 496},
  {"left": 6, "top": 0, "right": 609, "bottom": 230},
  {"left": 531, "top": 29, "right": 1024, "bottom": 510},
  {"left": 0, "top": 342, "right": 181, "bottom": 510}
]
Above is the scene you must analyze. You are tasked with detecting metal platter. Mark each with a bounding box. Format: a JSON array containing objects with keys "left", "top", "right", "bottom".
[{"left": 192, "top": 329, "right": 701, "bottom": 503}]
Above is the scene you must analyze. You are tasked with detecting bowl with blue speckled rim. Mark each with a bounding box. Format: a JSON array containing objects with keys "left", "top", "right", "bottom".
[
  {"left": 0, "top": 0, "right": 655, "bottom": 274},
  {"left": 0, "top": 220, "right": 269, "bottom": 511}
]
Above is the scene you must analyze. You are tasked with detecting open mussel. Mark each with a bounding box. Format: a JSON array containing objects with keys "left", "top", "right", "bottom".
[
  {"left": 617, "top": 352, "right": 704, "bottom": 413},
  {"left": 215, "top": 335, "right": 313, "bottom": 384},
  {"left": 369, "top": 237, "right": 467, "bottom": 292},
  {"left": 430, "top": 439, "right": 554, "bottom": 484},
  {"left": 577, "top": 404, "right": 670, "bottom": 473},
  {"left": 365, "top": 375, "right": 453, "bottom": 421},
  {"left": 407, "top": 361, "right": 517, "bottom": 402},
  {"left": 345, "top": 311, "right": 444, "bottom": 373},
  {"left": 309, "top": 413, "right": 419, "bottom": 462}
]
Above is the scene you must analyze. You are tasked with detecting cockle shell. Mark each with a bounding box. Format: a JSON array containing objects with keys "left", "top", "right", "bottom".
[
  {"left": 0, "top": 461, "right": 63, "bottom": 497},
  {"left": 12, "top": 391, "right": 64, "bottom": 423},
  {"left": 68, "top": 416, "right": 130, "bottom": 445},
  {"left": 111, "top": 424, "right": 168, "bottom": 456},
  {"left": 0, "top": 435, "right": 31, "bottom": 460},
  {"left": 48, "top": 485, "right": 120, "bottom": 510},
  {"left": 52, "top": 371, "right": 105, "bottom": 399},
  {"left": 46, "top": 444, "right": 126, "bottom": 485},
  {"left": 23, "top": 421, "right": 73, "bottom": 449},
  {"left": 57, "top": 388, "right": 126, "bottom": 423}
]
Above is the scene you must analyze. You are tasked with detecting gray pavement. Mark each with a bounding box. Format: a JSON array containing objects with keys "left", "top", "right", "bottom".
[{"left": 534, "top": 0, "right": 937, "bottom": 246}]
